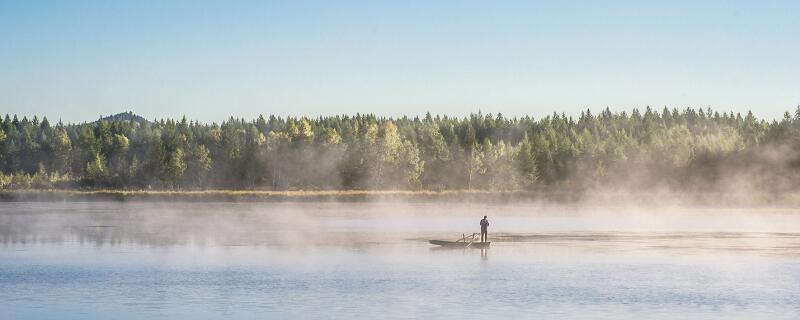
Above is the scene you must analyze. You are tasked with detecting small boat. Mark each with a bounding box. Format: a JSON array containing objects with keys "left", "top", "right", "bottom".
[
  {"left": 429, "top": 233, "right": 490, "bottom": 248},
  {"left": 429, "top": 239, "right": 490, "bottom": 248}
]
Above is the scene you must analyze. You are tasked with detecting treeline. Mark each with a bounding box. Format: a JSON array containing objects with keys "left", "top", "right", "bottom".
[{"left": 1, "top": 107, "right": 799, "bottom": 193}]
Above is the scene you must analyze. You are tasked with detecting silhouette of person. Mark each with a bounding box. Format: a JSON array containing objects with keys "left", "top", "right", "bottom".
[{"left": 480, "top": 216, "right": 489, "bottom": 242}]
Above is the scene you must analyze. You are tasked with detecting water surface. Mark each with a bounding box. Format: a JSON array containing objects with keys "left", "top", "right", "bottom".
[{"left": 1, "top": 202, "right": 799, "bottom": 319}]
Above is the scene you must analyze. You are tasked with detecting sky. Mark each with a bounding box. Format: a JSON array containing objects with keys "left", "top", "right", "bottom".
[{"left": 1, "top": 0, "right": 798, "bottom": 123}]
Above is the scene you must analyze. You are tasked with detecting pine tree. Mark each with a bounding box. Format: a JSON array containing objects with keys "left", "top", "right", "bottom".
[
  {"left": 84, "top": 153, "right": 108, "bottom": 186},
  {"left": 516, "top": 134, "right": 538, "bottom": 188}
]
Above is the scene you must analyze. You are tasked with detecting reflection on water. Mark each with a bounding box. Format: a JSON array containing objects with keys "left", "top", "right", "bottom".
[
  {"left": 493, "top": 232, "right": 800, "bottom": 256},
  {"left": 1, "top": 202, "right": 799, "bottom": 319}
]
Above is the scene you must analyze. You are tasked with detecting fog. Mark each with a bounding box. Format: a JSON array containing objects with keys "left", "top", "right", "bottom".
[{"left": 2, "top": 201, "right": 798, "bottom": 253}]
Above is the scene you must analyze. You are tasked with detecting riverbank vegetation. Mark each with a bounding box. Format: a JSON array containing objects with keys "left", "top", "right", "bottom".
[{"left": 1, "top": 108, "right": 799, "bottom": 195}]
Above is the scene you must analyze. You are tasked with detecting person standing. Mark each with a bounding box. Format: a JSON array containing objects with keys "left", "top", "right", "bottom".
[{"left": 479, "top": 216, "right": 489, "bottom": 242}]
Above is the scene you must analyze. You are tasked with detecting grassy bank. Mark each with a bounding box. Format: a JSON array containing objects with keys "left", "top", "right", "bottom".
[
  {"left": 0, "top": 189, "right": 565, "bottom": 202},
  {"left": 1, "top": 189, "right": 799, "bottom": 206}
]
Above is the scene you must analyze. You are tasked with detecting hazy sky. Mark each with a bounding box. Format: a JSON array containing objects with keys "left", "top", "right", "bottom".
[{"left": 1, "top": 0, "right": 798, "bottom": 123}]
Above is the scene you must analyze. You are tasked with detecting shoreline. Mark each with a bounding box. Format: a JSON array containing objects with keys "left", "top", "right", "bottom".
[
  {"left": 1, "top": 189, "right": 798, "bottom": 207},
  {"left": 0, "top": 189, "right": 567, "bottom": 203}
]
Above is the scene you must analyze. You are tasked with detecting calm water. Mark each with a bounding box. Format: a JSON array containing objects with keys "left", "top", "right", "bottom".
[{"left": 1, "top": 201, "right": 799, "bottom": 319}]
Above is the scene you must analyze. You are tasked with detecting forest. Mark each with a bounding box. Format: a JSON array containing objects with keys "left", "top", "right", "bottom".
[{"left": 1, "top": 107, "right": 799, "bottom": 194}]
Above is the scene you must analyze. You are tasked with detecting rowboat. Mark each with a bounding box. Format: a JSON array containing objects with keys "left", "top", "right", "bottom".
[
  {"left": 429, "top": 233, "right": 490, "bottom": 248},
  {"left": 429, "top": 239, "right": 490, "bottom": 248}
]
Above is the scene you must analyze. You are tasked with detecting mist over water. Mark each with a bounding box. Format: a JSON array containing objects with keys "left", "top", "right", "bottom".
[{"left": 1, "top": 201, "right": 799, "bottom": 319}]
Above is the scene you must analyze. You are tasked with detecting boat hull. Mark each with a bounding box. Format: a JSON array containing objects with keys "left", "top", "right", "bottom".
[{"left": 429, "top": 240, "right": 490, "bottom": 248}]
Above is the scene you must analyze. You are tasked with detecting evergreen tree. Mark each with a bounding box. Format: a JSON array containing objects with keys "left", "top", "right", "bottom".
[
  {"left": 516, "top": 134, "right": 538, "bottom": 188},
  {"left": 84, "top": 153, "right": 108, "bottom": 186}
]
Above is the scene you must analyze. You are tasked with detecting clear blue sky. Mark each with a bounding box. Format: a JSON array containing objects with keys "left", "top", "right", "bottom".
[{"left": 1, "top": 0, "right": 798, "bottom": 123}]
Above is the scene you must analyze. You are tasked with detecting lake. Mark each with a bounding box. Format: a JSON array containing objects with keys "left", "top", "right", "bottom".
[{"left": 1, "top": 201, "right": 799, "bottom": 319}]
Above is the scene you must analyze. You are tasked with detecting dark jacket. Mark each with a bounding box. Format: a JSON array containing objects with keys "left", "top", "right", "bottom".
[{"left": 480, "top": 218, "right": 489, "bottom": 230}]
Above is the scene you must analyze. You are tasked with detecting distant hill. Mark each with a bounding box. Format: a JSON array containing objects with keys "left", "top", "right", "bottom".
[{"left": 99, "top": 111, "right": 148, "bottom": 123}]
